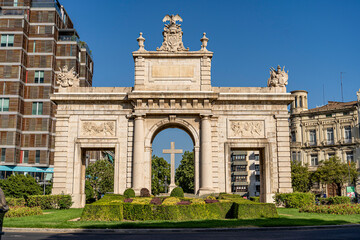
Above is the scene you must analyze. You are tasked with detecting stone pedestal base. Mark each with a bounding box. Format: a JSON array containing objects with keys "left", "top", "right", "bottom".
[{"left": 198, "top": 188, "right": 214, "bottom": 196}]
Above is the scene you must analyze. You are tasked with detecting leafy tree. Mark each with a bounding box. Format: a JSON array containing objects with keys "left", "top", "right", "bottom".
[
  {"left": 86, "top": 159, "right": 114, "bottom": 200},
  {"left": 151, "top": 155, "right": 170, "bottom": 195},
  {"left": 291, "top": 161, "right": 311, "bottom": 192},
  {"left": 175, "top": 151, "right": 194, "bottom": 193},
  {"left": 0, "top": 174, "right": 42, "bottom": 198},
  {"left": 312, "top": 156, "right": 358, "bottom": 193}
]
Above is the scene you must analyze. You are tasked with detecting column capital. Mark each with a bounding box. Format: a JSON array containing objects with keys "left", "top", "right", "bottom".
[
  {"left": 134, "top": 114, "right": 145, "bottom": 119},
  {"left": 200, "top": 114, "right": 212, "bottom": 119}
]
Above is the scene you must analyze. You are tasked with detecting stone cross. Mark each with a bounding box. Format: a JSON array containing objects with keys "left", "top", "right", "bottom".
[{"left": 163, "top": 142, "right": 183, "bottom": 192}]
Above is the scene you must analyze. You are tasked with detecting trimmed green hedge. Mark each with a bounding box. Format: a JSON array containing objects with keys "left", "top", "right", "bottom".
[
  {"left": 27, "top": 194, "right": 72, "bottom": 209},
  {"left": 81, "top": 194, "right": 278, "bottom": 221},
  {"left": 234, "top": 203, "right": 278, "bottom": 219},
  {"left": 5, "top": 197, "right": 26, "bottom": 207},
  {"left": 82, "top": 204, "right": 123, "bottom": 221},
  {"left": 274, "top": 192, "right": 315, "bottom": 208},
  {"left": 5, "top": 206, "right": 42, "bottom": 218},
  {"left": 123, "top": 201, "right": 233, "bottom": 221},
  {"left": 320, "top": 196, "right": 351, "bottom": 205}
]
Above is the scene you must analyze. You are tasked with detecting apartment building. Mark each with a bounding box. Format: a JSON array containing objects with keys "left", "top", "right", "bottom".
[
  {"left": 290, "top": 90, "right": 360, "bottom": 196},
  {"left": 0, "top": 0, "right": 93, "bottom": 180},
  {"left": 230, "top": 150, "right": 261, "bottom": 197}
]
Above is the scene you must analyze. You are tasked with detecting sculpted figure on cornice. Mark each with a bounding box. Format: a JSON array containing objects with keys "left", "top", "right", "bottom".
[
  {"left": 157, "top": 14, "right": 189, "bottom": 52},
  {"left": 267, "top": 65, "right": 288, "bottom": 87},
  {"left": 56, "top": 65, "right": 80, "bottom": 88}
]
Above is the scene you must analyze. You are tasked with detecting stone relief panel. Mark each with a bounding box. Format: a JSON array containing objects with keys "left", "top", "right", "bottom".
[
  {"left": 80, "top": 121, "right": 116, "bottom": 137},
  {"left": 228, "top": 120, "right": 265, "bottom": 138}
]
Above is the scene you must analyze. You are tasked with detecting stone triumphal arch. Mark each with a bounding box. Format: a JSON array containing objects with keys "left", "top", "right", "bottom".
[{"left": 51, "top": 15, "right": 294, "bottom": 208}]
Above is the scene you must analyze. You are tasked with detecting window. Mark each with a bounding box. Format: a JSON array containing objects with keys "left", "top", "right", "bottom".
[
  {"left": 255, "top": 164, "right": 260, "bottom": 171},
  {"left": 291, "top": 131, "right": 296, "bottom": 142},
  {"left": 232, "top": 154, "right": 246, "bottom": 161},
  {"left": 233, "top": 175, "right": 247, "bottom": 182},
  {"left": 233, "top": 185, "right": 248, "bottom": 192},
  {"left": 309, "top": 130, "right": 316, "bottom": 146},
  {"left": 344, "top": 126, "right": 352, "bottom": 143},
  {"left": 326, "top": 114, "right": 332, "bottom": 118},
  {"left": 292, "top": 151, "right": 297, "bottom": 161},
  {"left": 255, "top": 175, "right": 260, "bottom": 182},
  {"left": 0, "top": 98, "right": 9, "bottom": 112},
  {"left": 23, "top": 150, "right": 29, "bottom": 164},
  {"left": 256, "top": 185, "right": 260, "bottom": 193},
  {"left": 311, "top": 154, "right": 318, "bottom": 166},
  {"left": 346, "top": 151, "right": 354, "bottom": 163},
  {"left": 343, "top": 112, "right": 349, "bottom": 115},
  {"left": 1, "top": 35, "right": 14, "bottom": 47},
  {"left": 32, "top": 102, "right": 43, "bottom": 115},
  {"left": 294, "top": 96, "right": 298, "bottom": 107},
  {"left": 232, "top": 165, "right": 247, "bottom": 172},
  {"left": 34, "top": 71, "right": 44, "bottom": 83},
  {"left": 1, "top": 149, "right": 5, "bottom": 162},
  {"left": 14, "top": 0, "right": 18, "bottom": 7},
  {"left": 35, "top": 150, "right": 40, "bottom": 164},
  {"left": 327, "top": 128, "right": 334, "bottom": 144},
  {"left": 254, "top": 154, "right": 259, "bottom": 161}
]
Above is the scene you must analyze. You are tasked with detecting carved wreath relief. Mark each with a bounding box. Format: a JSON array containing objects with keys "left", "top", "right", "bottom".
[
  {"left": 81, "top": 121, "right": 115, "bottom": 137},
  {"left": 229, "top": 120, "right": 265, "bottom": 138}
]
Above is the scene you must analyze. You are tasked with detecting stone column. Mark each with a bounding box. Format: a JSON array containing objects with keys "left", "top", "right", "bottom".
[
  {"left": 199, "top": 115, "right": 213, "bottom": 194},
  {"left": 194, "top": 146, "right": 200, "bottom": 194},
  {"left": 132, "top": 115, "right": 144, "bottom": 194}
]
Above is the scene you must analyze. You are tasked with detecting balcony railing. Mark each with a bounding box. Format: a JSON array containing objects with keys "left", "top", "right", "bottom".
[
  {"left": 0, "top": 9, "right": 25, "bottom": 16},
  {"left": 59, "top": 35, "right": 78, "bottom": 42},
  {"left": 31, "top": 0, "right": 61, "bottom": 16},
  {"left": 0, "top": 2, "right": 28, "bottom": 7}
]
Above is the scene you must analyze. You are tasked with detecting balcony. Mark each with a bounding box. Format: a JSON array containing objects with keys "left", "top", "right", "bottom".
[
  {"left": 58, "top": 35, "right": 78, "bottom": 42},
  {"left": 0, "top": 9, "right": 25, "bottom": 16},
  {"left": 31, "top": 0, "right": 61, "bottom": 15},
  {"left": 0, "top": 1, "right": 28, "bottom": 7}
]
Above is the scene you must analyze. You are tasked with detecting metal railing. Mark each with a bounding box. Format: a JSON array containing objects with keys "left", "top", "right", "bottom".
[
  {"left": 59, "top": 35, "right": 78, "bottom": 42},
  {"left": 0, "top": 2, "right": 28, "bottom": 7},
  {"left": 31, "top": 0, "right": 61, "bottom": 15},
  {"left": 0, "top": 9, "right": 25, "bottom": 16}
]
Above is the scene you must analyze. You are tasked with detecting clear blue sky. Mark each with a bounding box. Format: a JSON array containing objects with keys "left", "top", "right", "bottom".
[{"left": 61, "top": 0, "right": 360, "bottom": 166}]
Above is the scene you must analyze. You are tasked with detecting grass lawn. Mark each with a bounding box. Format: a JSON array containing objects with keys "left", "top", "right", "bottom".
[{"left": 3, "top": 208, "right": 360, "bottom": 229}]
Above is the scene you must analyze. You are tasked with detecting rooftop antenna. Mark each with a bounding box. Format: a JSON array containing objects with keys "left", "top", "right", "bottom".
[{"left": 340, "top": 72, "right": 345, "bottom": 102}]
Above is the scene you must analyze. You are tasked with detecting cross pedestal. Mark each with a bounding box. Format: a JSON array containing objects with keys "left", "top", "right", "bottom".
[{"left": 163, "top": 142, "right": 183, "bottom": 192}]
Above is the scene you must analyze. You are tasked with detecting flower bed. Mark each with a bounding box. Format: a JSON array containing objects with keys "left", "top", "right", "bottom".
[
  {"left": 300, "top": 204, "right": 360, "bottom": 215},
  {"left": 81, "top": 194, "right": 278, "bottom": 221},
  {"left": 5, "top": 206, "right": 42, "bottom": 218}
]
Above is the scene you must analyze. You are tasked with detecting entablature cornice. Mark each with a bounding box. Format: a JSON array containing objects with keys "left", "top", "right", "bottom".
[
  {"left": 128, "top": 91, "right": 218, "bottom": 100},
  {"left": 217, "top": 93, "right": 293, "bottom": 104}
]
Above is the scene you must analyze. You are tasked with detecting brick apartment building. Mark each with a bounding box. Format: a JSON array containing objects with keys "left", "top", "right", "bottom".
[{"left": 0, "top": 0, "right": 93, "bottom": 180}]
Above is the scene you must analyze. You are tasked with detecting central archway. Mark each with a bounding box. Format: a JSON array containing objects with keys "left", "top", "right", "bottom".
[{"left": 144, "top": 117, "right": 200, "bottom": 194}]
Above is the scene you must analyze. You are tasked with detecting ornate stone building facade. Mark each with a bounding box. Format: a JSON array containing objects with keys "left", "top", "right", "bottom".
[
  {"left": 51, "top": 15, "right": 293, "bottom": 207},
  {"left": 290, "top": 90, "right": 360, "bottom": 195},
  {"left": 0, "top": 0, "right": 93, "bottom": 180}
]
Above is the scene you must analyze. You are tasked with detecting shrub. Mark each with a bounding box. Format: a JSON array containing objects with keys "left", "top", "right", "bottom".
[
  {"left": 274, "top": 192, "right": 315, "bottom": 208},
  {"left": 140, "top": 188, "right": 150, "bottom": 197},
  {"left": 150, "top": 197, "right": 162, "bottom": 205},
  {"left": 205, "top": 199, "right": 219, "bottom": 204},
  {"left": 123, "top": 188, "right": 135, "bottom": 198},
  {"left": 320, "top": 196, "right": 351, "bottom": 205},
  {"left": 162, "top": 197, "right": 180, "bottom": 205},
  {"left": 5, "top": 206, "right": 42, "bottom": 218},
  {"left": 0, "top": 174, "right": 42, "bottom": 198},
  {"left": 190, "top": 198, "right": 205, "bottom": 204},
  {"left": 170, "top": 187, "right": 184, "bottom": 198},
  {"left": 206, "top": 195, "right": 216, "bottom": 200},
  {"left": 27, "top": 194, "right": 73, "bottom": 209},
  {"left": 177, "top": 200, "right": 191, "bottom": 205},
  {"left": 5, "top": 197, "right": 26, "bottom": 207},
  {"left": 250, "top": 197, "right": 260, "bottom": 203},
  {"left": 85, "top": 180, "right": 95, "bottom": 203},
  {"left": 234, "top": 203, "right": 278, "bottom": 219},
  {"left": 218, "top": 193, "right": 244, "bottom": 199},
  {"left": 300, "top": 204, "right": 360, "bottom": 215},
  {"left": 132, "top": 197, "right": 152, "bottom": 205},
  {"left": 82, "top": 204, "right": 123, "bottom": 221}
]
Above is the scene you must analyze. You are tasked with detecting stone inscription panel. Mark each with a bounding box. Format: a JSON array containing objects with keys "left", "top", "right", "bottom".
[
  {"left": 81, "top": 121, "right": 116, "bottom": 137},
  {"left": 228, "top": 120, "right": 265, "bottom": 138},
  {"left": 151, "top": 65, "right": 194, "bottom": 78}
]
